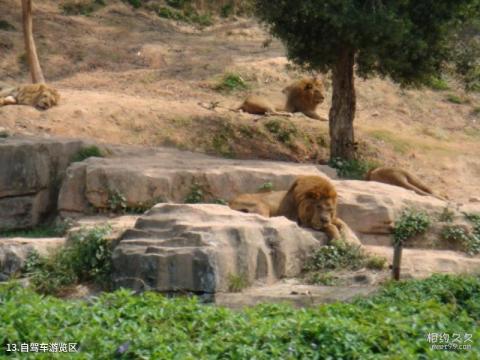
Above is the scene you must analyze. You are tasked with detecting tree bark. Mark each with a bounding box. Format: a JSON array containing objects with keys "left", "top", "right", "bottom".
[
  {"left": 329, "top": 47, "right": 356, "bottom": 160},
  {"left": 22, "top": 0, "right": 45, "bottom": 84}
]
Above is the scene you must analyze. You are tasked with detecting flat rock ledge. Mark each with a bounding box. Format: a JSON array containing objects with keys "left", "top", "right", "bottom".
[{"left": 112, "top": 203, "right": 327, "bottom": 293}]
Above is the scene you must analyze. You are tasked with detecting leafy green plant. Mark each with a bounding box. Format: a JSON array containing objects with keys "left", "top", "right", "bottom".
[
  {"left": 442, "top": 214, "right": 480, "bottom": 255},
  {"left": 329, "top": 157, "right": 378, "bottom": 180},
  {"left": 72, "top": 145, "right": 103, "bottom": 162},
  {"left": 258, "top": 181, "right": 274, "bottom": 192},
  {"left": 211, "top": 198, "right": 228, "bottom": 205},
  {"left": 227, "top": 273, "right": 249, "bottom": 292},
  {"left": 0, "top": 219, "right": 72, "bottom": 238},
  {"left": 304, "top": 239, "right": 386, "bottom": 279},
  {"left": 107, "top": 189, "right": 128, "bottom": 213},
  {"left": 214, "top": 73, "right": 248, "bottom": 93},
  {"left": 185, "top": 183, "right": 204, "bottom": 204},
  {"left": 24, "top": 226, "right": 112, "bottom": 295},
  {"left": 264, "top": 119, "right": 298, "bottom": 145},
  {"left": 426, "top": 76, "right": 450, "bottom": 91},
  {"left": 2, "top": 274, "right": 479, "bottom": 358},
  {"left": 393, "top": 209, "right": 431, "bottom": 245}
]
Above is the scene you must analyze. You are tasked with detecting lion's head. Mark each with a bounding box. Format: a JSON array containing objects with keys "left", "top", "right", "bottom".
[
  {"left": 290, "top": 176, "right": 337, "bottom": 231},
  {"left": 33, "top": 84, "right": 60, "bottom": 110},
  {"left": 302, "top": 78, "right": 325, "bottom": 106}
]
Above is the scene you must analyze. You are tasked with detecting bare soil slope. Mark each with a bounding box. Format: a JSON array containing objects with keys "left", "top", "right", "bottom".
[{"left": 1, "top": 0, "right": 479, "bottom": 202}]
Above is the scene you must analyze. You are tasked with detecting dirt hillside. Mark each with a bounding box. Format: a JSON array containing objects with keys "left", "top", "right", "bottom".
[{"left": 0, "top": 0, "right": 479, "bottom": 202}]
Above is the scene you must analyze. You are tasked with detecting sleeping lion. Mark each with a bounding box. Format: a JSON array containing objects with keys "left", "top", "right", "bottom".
[{"left": 0, "top": 82, "right": 60, "bottom": 110}]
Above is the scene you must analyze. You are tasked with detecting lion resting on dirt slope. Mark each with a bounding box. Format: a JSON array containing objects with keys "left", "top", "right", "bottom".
[
  {"left": 230, "top": 176, "right": 351, "bottom": 242},
  {"left": 239, "top": 77, "right": 326, "bottom": 120},
  {"left": 0, "top": 82, "right": 60, "bottom": 110},
  {"left": 366, "top": 167, "right": 447, "bottom": 200}
]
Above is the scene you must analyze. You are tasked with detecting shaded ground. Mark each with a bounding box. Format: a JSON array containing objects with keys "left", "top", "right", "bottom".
[{"left": 0, "top": 0, "right": 479, "bottom": 201}]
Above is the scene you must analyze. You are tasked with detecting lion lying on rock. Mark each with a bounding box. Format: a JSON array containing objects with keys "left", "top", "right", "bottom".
[
  {"left": 366, "top": 167, "right": 447, "bottom": 200},
  {"left": 239, "top": 77, "right": 326, "bottom": 120},
  {"left": 230, "top": 176, "right": 355, "bottom": 243},
  {"left": 0, "top": 82, "right": 60, "bottom": 110}
]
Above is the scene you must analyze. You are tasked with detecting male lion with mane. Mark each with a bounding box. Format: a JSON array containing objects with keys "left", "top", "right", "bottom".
[
  {"left": 229, "top": 176, "right": 348, "bottom": 241},
  {"left": 239, "top": 77, "right": 326, "bottom": 120},
  {"left": 0, "top": 82, "right": 60, "bottom": 110}
]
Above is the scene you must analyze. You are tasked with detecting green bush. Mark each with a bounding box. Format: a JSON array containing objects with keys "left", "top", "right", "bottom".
[
  {"left": 442, "top": 213, "right": 480, "bottom": 255},
  {"left": 214, "top": 73, "right": 249, "bottom": 92},
  {"left": 1, "top": 274, "right": 479, "bottom": 358},
  {"left": 393, "top": 209, "right": 431, "bottom": 245},
  {"left": 426, "top": 76, "right": 450, "bottom": 91},
  {"left": 24, "top": 226, "right": 112, "bottom": 295},
  {"left": 329, "top": 157, "right": 379, "bottom": 180},
  {"left": 185, "top": 182, "right": 205, "bottom": 204},
  {"left": 304, "top": 239, "right": 386, "bottom": 282},
  {"left": 72, "top": 145, "right": 103, "bottom": 162}
]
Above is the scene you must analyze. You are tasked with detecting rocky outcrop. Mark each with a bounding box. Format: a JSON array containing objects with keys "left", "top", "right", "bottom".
[
  {"left": 112, "top": 203, "right": 328, "bottom": 293},
  {"left": 0, "top": 237, "right": 65, "bottom": 279},
  {"left": 366, "top": 245, "right": 480, "bottom": 279},
  {"left": 0, "top": 136, "right": 87, "bottom": 230},
  {"left": 58, "top": 146, "right": 335, "bottom": 215}
]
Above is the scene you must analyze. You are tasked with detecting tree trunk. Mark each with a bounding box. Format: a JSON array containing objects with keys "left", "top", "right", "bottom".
[
  {"left": 22, "top": 0, "right": 45, "bottom": 84},
  {"left": 329, "top": 47, "right": 356, "bottom": 160},
  {"left": 392, "top": 242, "right": 403, "bottom": 281}
]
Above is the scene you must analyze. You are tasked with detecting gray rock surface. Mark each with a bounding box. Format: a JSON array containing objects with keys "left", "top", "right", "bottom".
[
  {"left": 0, "top": 136, "right": 87, "bottom": 230},
  {"left": 112, "top": 203, "right": 326, "bottom": 293},
  {"left": 0, "top": 237, "right": 65, "bottom": 278},
  {"left": 58, "top": 146, "right": 335, "bottom": 215}
]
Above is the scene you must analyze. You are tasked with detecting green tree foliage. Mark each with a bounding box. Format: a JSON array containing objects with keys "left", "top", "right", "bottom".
[{"left": 255, "top": 0, "right": 480, "bottom": 160}]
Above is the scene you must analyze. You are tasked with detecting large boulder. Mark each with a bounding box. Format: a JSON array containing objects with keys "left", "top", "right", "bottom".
[
  {"left": 58, "top": 146, "right": 335, "bottom": 215},
  {"left": 334, "top": 180, "right": 448, "bottom": 245},
  {"left": 112, "top": 203, "right": 327, "bottom": 293},
  {"left": 0, "top": 237, "right": 65, "bottom": 279},
  {"left": 0, "top": 136, "right": 87, "bottom": 230}
]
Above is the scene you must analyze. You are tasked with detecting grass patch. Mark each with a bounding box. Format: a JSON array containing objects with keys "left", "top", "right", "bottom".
[
  {"left": 438, "top": 206, "right": 455, "bottom": 223},
  {"left": 123, "top": 0, "right": 142, "bottom": 9},
  {"left": 264, "top": 118, "right": 298, "bottom": 145},
  {"left": 368, "top": 129, "right": 411, "bottom": 154},
  {"left": 214, "top": 73, "right": 249, "bottom": 93},
  {"left": 23, "top": 226, "right": 112, "bottom": 295},
  {"left": 2, "top": 274, "right": 479, "bottom": 358},
  {"left": 151, "top": 3, "right": 213, "bottom": 27},
  {"left": 61, "top": 0, "right": 106, "bottom": 16},
  {"left": 0, "top": 220, "right": 71, "bottom": 238},
  {"left": 227, "top": 273, "right": 249, "bottom": 292},
  {"left": 72, "top": 145, "right": 103, "bottom": 162},
  {"left": 393, "top": 209, "right": 431, "bottom": 246},
  {"left": 426, "top": 76, "right": 450, "bottom": 91},
  {"left": 329, "top": 157, "right": 379, "bottom": 180},
  {"left": 445, "top": 94, "right": 469, "bottom": 104},
  {"left": 0, "top": 20, "right": 15, "bottom": 31},
  {"left": 303, "top": 239, "right": 386, "bottom": 285}
]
